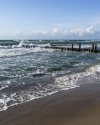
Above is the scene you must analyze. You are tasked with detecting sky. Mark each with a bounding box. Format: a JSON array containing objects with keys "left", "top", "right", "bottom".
[{"left": 0, "top": 0, "right": 100, "bottom": 39}]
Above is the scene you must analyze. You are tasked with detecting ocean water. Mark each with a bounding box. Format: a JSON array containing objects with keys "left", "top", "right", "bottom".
[{"left": 0, "top": 40, "right": 100, "bottom": 111}]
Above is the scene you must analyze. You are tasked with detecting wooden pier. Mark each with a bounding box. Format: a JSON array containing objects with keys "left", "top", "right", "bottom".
[
  {"left": 45, "top": 43, "right": 100, "bottom": 53},
  {"left": 22, "top": 43, "right": 100, "bottom": 53}
]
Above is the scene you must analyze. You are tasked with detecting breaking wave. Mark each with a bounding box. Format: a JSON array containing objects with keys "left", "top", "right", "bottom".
[{"left": 0, "top": 64, "right": 100, "bottom": 111}]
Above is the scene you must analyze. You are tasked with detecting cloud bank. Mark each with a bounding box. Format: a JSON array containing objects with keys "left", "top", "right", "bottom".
[{"left": 0, "top": 25, "right": 100, "bottom": 39}]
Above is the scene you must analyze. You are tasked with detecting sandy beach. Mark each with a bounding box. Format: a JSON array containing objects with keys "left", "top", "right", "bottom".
[
  {"left": 0, "top": 0, "right": 100, "bottom": 125},
  {"left": 0, "top": 82, "right": 100, "bottom": 125}
]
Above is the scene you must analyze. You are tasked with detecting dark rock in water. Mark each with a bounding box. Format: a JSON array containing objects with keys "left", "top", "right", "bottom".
[
  {"left": 32, "top": 73, "right": 46, "bottom": 77},
  {"left": 48, "top": 67, "right": 62, "bottom": 72}
]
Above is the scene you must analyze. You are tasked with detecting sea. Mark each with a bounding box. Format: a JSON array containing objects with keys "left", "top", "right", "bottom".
[{"left": 0, "top": 40, "right": 100, "bottom": 111}]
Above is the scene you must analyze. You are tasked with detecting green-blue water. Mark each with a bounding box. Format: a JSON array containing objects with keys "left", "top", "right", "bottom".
[{"left": 0, "top": 40, "right": 100, "bottom": 111}]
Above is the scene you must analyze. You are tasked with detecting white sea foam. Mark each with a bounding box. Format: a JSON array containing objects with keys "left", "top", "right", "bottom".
[
  {"left": 0, "top": 85, "right": 9, "bottom": 91},
  {"left": 37, "top": 43, "right": 51, "bottom": 48},
  {"left": 55, "top": 74, "right": 79, "bottom": 90},
  {"left": 0, "top": 47, "right": 54, "bottom": 58},
  {"left": 0, "top": 41, "right": 53, "bottom": 58},
  {"left": 12, "top": 40, "right": 24, "bottom": 48},
  {"left": 0, "top": 81, "right": 11, "bottom": 91},
  {"left": 81, "top": 44, "right": 91, "bottom": 48},
  {"left": 0, "top": 64, "right": 100, "bottom": 112},
  {"left": 55, "top": 64, "right": 100, "bottom": 90},
  {"left": 0, "top": 98, "right": 7, "bottom": 111}
]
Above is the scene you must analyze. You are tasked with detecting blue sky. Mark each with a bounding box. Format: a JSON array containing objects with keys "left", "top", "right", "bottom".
[{"left": 0, "top": 0, "right": 100, "bottom": 39}]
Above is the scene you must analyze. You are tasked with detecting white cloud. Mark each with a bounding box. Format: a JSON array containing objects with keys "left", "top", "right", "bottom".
[
  {"left": 52, "top": 27, "right": 59, "bottom": 34},
  {"left": 86, "top": 26, "right": 94, "bottom": 34},
  {"left": 0, "top": 24, "right": 99, "bottom": 39},
  {"left": 67, "top": 26, "right": 94, "bottom": 36}
]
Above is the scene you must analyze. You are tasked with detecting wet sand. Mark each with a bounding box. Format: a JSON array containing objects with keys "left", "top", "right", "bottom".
[{"left": 0, "top": 83, "right": 100, "bottom": 125}]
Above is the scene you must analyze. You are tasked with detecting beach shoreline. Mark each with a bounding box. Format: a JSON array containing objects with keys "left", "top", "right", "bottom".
[{"left": 0, "top": 83, "right": 100, "bottom": 125}]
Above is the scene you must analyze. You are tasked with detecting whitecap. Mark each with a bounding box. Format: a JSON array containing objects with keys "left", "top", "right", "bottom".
[{"left": 0, "top": 99, "right": 7, "bottom": 111}]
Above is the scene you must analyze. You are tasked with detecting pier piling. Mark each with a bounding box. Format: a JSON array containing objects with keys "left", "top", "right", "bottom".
[
  {"left": 22, "top": 42, "right": 100, "bottom": 53},
  {"left": 79, "top": 43, "right": 81, "bottom": 51},
  {"left": 72, "top": 43, "right": 73, "bottom": 51},
  {"left": 95, "top": 44, "right": 97, "bottom": 53}
]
